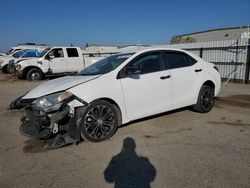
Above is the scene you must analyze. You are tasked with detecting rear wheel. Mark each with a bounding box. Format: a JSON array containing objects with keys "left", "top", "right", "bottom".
[
  {"left": 26, "top": 68, "right": 43, "bottom": 81},
  {"left": 193, "top": 85, "right": 214, "bottom": 113},
  {"left": 80, "top": 100, "right": 119, "bottom": 142}
]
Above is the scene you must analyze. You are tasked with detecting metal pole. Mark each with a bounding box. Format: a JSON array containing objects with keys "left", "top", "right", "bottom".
[
  {"left": 234, "top": 39, "right": 239, "bottom": 82},
  {"left": 199, "top": 47, "right": 203, "bottom": 58},
  {"left": 244, "top": 39, "right": 250, "bottom": 84}
]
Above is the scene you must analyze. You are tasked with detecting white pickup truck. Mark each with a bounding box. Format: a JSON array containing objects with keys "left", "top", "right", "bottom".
[{"left": 14, "top": 47, "right": 86, "bottom": 81}]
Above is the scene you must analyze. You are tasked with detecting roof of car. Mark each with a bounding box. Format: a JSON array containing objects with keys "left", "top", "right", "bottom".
[{"left": 120, "top": 47, "right": 186, "bottom": 54}]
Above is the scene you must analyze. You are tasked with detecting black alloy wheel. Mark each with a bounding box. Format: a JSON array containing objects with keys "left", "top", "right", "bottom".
[
  {"left": 80, "top": 100, "right": 119, "bottom": 142},
  {"left": 193, "top": 85, "right": 215, "bottom": 113}
]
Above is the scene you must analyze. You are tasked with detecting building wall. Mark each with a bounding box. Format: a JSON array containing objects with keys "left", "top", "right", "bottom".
[
  {"left": 82, "top": 46, "right": 120, "bottom": 54},
  {"left": 176, "top": 27, "right": 249, "bottom": 43},
  {"left": 152, "top": 38, "right": 249, "bottom": 81}
]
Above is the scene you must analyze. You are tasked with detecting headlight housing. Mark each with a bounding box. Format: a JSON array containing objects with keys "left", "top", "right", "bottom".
[{"left": 32, "top": 91, "right": 73, "bottom": 113}]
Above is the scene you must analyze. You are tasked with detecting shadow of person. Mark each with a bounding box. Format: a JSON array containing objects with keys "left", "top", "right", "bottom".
[{"left": 104, "top": 137, "right": 156, "bottom": 188}]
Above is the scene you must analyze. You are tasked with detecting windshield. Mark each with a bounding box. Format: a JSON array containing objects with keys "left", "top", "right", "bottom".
[
  {"left": 12, "top": 50, "right": 28, "bottom": 58},
  {"left": 22, "top": 50, "right": 40, "bottom": 58},
  {"left": 39, "top": 47, "right": 51, "bottom": 57},
  {"left": 6, "top": 48, "right": 14, "bottom": 55},
  {"left": 78, "top": 53, "right": 134, "bottom": 76}
]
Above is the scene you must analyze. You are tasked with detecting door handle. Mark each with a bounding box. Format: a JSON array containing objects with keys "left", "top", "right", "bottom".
[
  {"left": 195, "top": 69, "right": 202, "bottom": 72},
  {"left": 160, "top": 75, "right": 171, "bottom": 80}
]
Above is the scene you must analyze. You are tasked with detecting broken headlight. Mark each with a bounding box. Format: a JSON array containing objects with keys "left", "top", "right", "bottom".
[{"left": 32, "top": 91, "right": 73, "bottom": 113}]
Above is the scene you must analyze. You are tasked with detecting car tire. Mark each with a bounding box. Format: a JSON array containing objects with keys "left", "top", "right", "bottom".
[
  {"left": 80, "top": 100, "right": 119, "bottom": 142},
  {"left": 7, "top": 64, "right": 15, "bottom": 74},
  {"left": 1, "top": 65, "right": 8, "bottom": 73},
  {"left": 6, "top": 64, "right": 11, "bottom": 73},
  {"left": 26, "top": 68, "right": 43, "bottom": 81},
  {"left": 193, "top": 85, "right": 215, "bottom": 113}
]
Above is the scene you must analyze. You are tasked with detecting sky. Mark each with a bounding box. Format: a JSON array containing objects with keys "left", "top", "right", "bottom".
[{"left": 0, "top": 0, "right": 249, "bottom": 52}]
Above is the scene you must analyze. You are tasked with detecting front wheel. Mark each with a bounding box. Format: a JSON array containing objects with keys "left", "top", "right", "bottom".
[
  {"left": 193, "top": 85, "right": 215, "bottom": 113},
  {"left": 26, "top": 68, "right": 43, "bottom": 81},
  {"left": 80, "top": 100, "right": 119, "bottom": 142}
]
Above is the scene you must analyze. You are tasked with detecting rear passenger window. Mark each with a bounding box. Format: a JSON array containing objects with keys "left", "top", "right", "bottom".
[
  {"left": 66, "top": 48, "right": 79, "bottom": 57},
  {"left": 129, "top": 53, "right": 162, "bottom": 75},
  {"left": 164, "top": 52, "right": 197, "bottom": 69}
]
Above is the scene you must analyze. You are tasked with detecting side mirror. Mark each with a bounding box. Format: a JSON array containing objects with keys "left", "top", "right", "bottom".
[
  {"left": 46, "top": 53, "right": 55, "bottom": 60},
  {"left": 126, "top": 66, "right": 141, "bottom": 76},
  {"left": 48, "top": 54, "right": 55, "bottom": 59}
]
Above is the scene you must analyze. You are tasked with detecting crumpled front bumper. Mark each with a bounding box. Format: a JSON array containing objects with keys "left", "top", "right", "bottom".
[{"left": 10, "top": 96, "right": 88, "bottom": 149}]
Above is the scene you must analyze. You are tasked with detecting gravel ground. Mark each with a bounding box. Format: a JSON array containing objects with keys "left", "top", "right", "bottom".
[{"left": 0, "top": 75, "right": 250, "bottom": 188}]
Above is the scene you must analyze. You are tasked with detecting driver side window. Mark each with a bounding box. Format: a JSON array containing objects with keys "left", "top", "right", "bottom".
[
  {"left": 129, "top": 53, "right": 162, "bottom": 75},
  {"left": 48, "top": 48, "right": 64, "bottom": 58}
]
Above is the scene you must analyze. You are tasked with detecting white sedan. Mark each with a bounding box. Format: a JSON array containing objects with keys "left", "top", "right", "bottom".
[{"left": 10, "top": 48, "right": 221, "bottom": 148}]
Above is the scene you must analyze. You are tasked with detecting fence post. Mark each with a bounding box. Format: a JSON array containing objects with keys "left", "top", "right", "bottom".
[
  {"left": 234, "top": 39, "right": 239, "bottom": 82},
  {"left": 245, "top": 39, "right": 250, "bottom": 84},
  {"left": 199, "top": 47, "right": 203, "bottom": 58}
]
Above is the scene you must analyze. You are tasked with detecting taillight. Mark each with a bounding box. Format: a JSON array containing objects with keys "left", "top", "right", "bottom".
[{"left": 213, "top": 65, "right": 219, "bottom": 72}]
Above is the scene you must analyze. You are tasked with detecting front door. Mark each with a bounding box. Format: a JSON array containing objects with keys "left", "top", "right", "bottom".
[
  {"left": 45, "top": 48, "right": 68, "bottom": 73},
  {"left": 119, "top": 52, "right": 172, "bottom": 120}
]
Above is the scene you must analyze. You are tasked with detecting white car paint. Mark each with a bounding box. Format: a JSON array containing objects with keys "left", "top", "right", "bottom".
[
  {"left": 23, "top": 75, "right": 100, "bottom": 99},
  {"left": 6, "top": 44, "right": 49, "bottom": 56},
  {"left": 22, "top": 48, "right": 221, "bottom": 125},
  {"left": 15, "top": 47, "right": 85, "bottom": 79},
  {"left": 0, "top": 49, "right": 40, "bottom": 72}
]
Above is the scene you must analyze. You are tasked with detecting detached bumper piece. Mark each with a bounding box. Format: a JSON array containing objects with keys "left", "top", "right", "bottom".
[{"left": 20, "top": 105, "right": 86, "bottom": 150}]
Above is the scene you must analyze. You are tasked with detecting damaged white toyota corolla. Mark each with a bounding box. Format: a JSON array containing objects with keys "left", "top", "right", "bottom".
[{"left": 10, "top": 48, "right": 221, "bottom": 148}]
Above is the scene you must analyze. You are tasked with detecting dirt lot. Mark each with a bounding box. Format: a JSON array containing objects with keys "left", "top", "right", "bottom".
[{"left": 0, "top": 74, "right": 250, "bottom": 188}]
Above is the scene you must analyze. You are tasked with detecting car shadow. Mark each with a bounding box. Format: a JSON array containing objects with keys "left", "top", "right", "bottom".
[{"left": 104, "top": 137, "right": 156, "bottom": 188}]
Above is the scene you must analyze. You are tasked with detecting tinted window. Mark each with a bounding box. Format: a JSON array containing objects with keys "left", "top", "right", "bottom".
[
  {"left": 48, "top": 48, "right": 64, "bottom": 58},
  {"left": 12, "top": 50, "right": 26, "bottom": 58},
  {"left": 22, "top": 51, "right": 39, "bottom": 58},
  {"left": 129, "top": 53, "right": 162, "bottom": 75},
  {"left": 66, "top": 48, "right": 79, "bottom": 57},
  {"left": 79, "top": 53, "right": 134, "bottom": 76},
  {"left": 164, "top": 52, "right": 196, "bottom": 69}
]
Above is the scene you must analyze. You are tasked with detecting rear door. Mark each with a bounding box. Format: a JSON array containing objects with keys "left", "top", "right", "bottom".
[
  {"left": 66, "top": 48, "right": 83, "bottom": 72},
  {"left": 163, "top": 51, "right": 203, "bottom": 108},
  {"left": 119, "top": 52, "right": 172, "bottom": 120}
]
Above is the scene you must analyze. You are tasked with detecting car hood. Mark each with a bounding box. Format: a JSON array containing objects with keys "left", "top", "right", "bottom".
[
  {"left": 23, "top": 75, "right": 100, "bottom": 99},
  {"left": 17, "top": 57, "right": 41, "bottom": 64}
]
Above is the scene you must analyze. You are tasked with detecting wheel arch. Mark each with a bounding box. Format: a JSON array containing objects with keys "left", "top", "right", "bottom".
[
  {"left": 202, "top": 80, "right": 215, "bottom": 89},
  {"left": 22, "top": 66, "right": 44, "bottom": 79},
  {"left": 194, "top": 80, "right": 216, "bottom": 104},
  {"left": 89, "top": 97, "right": 123, "bottom": 126}
]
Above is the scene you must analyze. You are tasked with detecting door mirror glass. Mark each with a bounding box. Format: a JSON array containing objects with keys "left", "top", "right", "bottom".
[
  {"left": 45, "top": 53, "right": 55, "bottom": 60},
  {"left": 48, "top": 53, "right": 55, "bottom": 59}
]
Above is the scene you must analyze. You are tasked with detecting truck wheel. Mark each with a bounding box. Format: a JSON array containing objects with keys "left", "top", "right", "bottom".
[
  {"left": 1, "top": 65, "right": 8, "bottom": 73},
  {"left": 193, "top": 85, "right": 214, "bottom": 113},
  {"left": 7, "top": 64, "right": 14, "bottom": 74},
  {"left": 80, "top": 100, "right": 119, "bottom": 142},
  {"left": 26, "top": 68, "right": 43, "bottom": 81}
]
